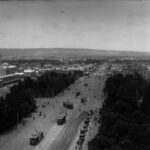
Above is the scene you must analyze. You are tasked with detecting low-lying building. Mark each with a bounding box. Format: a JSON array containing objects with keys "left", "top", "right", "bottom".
[{"left": 122, "top": 65, "right": 149, "bottom": 79}]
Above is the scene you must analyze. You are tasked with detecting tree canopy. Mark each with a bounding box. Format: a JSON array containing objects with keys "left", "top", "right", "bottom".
[{"left": 89, "top": 73, "right": 150, "bottom": 150}]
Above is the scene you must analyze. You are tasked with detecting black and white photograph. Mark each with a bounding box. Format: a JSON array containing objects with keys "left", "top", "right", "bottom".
[{"left": 0, "top": 0, "right": 150, "bottom": 150}]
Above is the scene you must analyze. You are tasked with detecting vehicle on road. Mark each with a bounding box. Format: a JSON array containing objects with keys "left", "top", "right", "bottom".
[
  {"left": 29, "top": 130, "right": 44, "bottom": 145},
  {"left": 57, "top": 114, "right": 66, "bottom": 125},
  {"left": 81, "top": 97, "right": 86, "bottom": 104},
  {"left": 77, "top": 138, "right": 84, "bottom": 146},
  {"left": 84, "top": 117, "right": 90, "bottom": 124},
  {"left": 80, "top": 128, "right": 87, "bottom": 134},
  {"left": 63, "top": 101, "right": 73, "bottom": 109},
  {"left": 79, "top": 134, "right": 85, "bottom": 140}
]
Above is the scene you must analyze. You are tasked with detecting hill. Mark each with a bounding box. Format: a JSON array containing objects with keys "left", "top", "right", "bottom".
[{"left": 0, "top": 48, "right": 149, "bottom": 59}]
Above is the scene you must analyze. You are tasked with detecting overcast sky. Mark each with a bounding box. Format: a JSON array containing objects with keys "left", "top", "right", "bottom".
[{"left": 0, "top": 0, "right": 150, "bottom": 52}]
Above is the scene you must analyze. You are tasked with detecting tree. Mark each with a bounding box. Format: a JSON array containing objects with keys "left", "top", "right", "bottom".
[{"left": 89, "top": 73, "right": 150, "bottom": 150}]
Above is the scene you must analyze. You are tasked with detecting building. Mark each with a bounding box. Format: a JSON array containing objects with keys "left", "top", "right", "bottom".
[
  {"left": 6, "top": 65, "right": 17, "bottom": 74},
  {"left": 24, "top": 69, "right": 35, "bottom": 77},
  {"left": 0, "top": 73, "right": 22, "bottom": 86},
  {"left": 122, "top": 65, "right": 149, "bottom": 79}
]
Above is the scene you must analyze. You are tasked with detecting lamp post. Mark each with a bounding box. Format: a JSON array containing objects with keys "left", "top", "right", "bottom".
[
  {"left": 17, "top": 112, "right": 19, "bottom": 129},
  {"left": 52, "top": 88, "right": 54, "bottom": 97}
]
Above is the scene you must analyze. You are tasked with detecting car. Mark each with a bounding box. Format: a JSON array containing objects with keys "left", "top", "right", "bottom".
[
  {"left": 77, "top": 138, "right": 84, "bottom": 145},
  {"left": 80, "top": 128, "right": 87, "bottom": 134},
  {"left": 76, "top": 143, "right": 82, "bottom": 150},
  {"left": 63, "top": 101, "right": 73, "bottom": 109},
  {"left": 79, "top": 133, "right": 85, "bottom": 140},
  {"left": 87, "top": 112, "right": 90, "bottom": 117},
  {"left": 81, "top": 97, "right": 86, "bottom": 104},
  {"left": 84, "top": 119, "right": 89, "bottom": 125}
]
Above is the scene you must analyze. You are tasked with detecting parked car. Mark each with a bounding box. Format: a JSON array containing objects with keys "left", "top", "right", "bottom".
[{"left": 63, "top": 101, "right": 73, "bottom": 109}]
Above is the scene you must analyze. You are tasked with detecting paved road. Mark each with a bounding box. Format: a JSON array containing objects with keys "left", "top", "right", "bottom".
[
  {"left": 50, "top": 111, "right": 87, "bottom": 150},
  {"left": 33, "top": 124, "right": 64, "bottom": 150}
]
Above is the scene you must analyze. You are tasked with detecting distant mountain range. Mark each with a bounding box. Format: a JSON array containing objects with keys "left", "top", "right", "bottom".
[{"left": 0, "top": 48, "right": 149, "bottom": 59}]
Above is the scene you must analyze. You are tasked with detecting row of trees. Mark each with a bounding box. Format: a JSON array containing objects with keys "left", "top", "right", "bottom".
[
  {"left": 89, "top": 74, "right": 150, "bottom": 150},
  {"left": 0, "top": 88, "right": 35, "bottom": 133},
  {"left": 0, "top": 70, "right": 83, "bottom": 133}
]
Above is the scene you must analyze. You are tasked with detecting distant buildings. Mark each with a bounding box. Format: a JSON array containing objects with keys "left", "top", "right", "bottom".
[
  {"left": 107, "top": 62, "right": 150, "bottom": 80},
  {"left": 0, "top": 63, "right": 17, "bottom": 76},
  {"left": 24, "top": 69, "right": 35, "bottom": 77},
  {"left": 122, "top": 65, "right": 149, "bottom": 79}
]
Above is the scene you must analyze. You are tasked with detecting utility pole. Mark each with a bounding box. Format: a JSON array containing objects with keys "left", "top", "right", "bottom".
[
  {"left": 66, "top": 90, "right": 69, "bottom": 117},
  {"left": 52, "top": 88, "right": 54, "bottom": 97},
  {"left": 66, "top": 103, "right": 67, "bottom": 117},
  {"left": 17, "top": 112, "right": 19, "bottom": 129}
]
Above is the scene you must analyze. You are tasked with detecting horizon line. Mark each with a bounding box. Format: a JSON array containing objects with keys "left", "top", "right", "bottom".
[{"left": 0, "top": 48, "right": 149, "bottom": 53}]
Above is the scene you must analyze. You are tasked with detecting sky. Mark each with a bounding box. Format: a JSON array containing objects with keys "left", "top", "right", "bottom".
[{"left": 0, "top": 0, "right": 150, "bottom": 52}]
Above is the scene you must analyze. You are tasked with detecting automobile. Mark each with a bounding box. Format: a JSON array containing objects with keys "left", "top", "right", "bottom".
[
  {"left": 77, "top": 138, "right": 84, "bottom": 145},
  {"left": 63, "top": 101, "right": 73, "bottom": 109},
  {"left": 83, "top": 122, "right": 89, "bottom": 128},
  {"left": 87, "top": 112, "right": 90, "bottom": 117},
  {"left": 84, "top": 119, "right": 90, "bottom": 125},
  {"left": 80, "top": 128, "right": 87, "bottom": 134},
  {"left": 81, "top": 97, "right": 86, "bottom": 104},
  {"left": 79, "top": 133, "right": 85, "bottom": 140},
  {"left": 76, "top": 143, "right": 82, "bottom": 150},
  {"left": 86, "top": 115, "right": 90, "bottom": 121},
  {"left": 29, "top": 130, "right": 44, "bottom": 145},
  {"left": 57, "top": 114, "right": 66, "bottom": 125}
]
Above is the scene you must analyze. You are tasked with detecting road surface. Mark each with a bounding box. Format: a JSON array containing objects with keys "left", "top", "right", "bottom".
[{"left": 50, "top": 112, "right": 87, "bottom": 150}]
